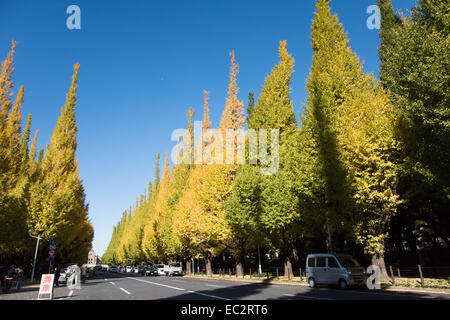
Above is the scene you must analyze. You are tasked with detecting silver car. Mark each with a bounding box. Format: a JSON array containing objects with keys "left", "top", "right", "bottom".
[{"left": 306, "top": 253, "right": 366, "bottom": 289}]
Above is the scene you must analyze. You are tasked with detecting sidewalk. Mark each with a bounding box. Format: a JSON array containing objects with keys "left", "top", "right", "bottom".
[{"left": 0, "top": 283, "right": 41, "bottom": 300}]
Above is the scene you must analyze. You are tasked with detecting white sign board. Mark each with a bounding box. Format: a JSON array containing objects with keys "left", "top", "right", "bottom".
[{"left": 37, "top": 274, "right": 54, "bottom": 300}]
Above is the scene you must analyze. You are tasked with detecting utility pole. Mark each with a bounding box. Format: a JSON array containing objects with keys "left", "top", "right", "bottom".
[
  {"left": 326, "top": 215, "right": 333, "bottom": 254},
  {"left": 257, "top": 245, "right": 262, "bottom": 275}
]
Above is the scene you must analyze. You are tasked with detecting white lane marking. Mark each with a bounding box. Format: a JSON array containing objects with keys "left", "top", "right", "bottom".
[
  {"left": 187, "top": 290, "right": 231, "bottom": 301},
  {"left": 104, "top": 278, "right": 108, "bottom": 281},
  {"left": 129, "top": 277, "right": 186, "bottom": 291},
  {"left": 282, "top": 293, "right": 334, "bottom": 300},
  {"left": 128, "top": 277, "right": 231, "bottom": 300},
  {"left": 120, "top": 287, "right": 131, "bottom": 295},
  {"left": 54, "top": 290, "right": 74, "bottom": 300},
  {"left": 205, "top": 284, "right": 225, "bottom": 288},
  {"left": 109, "top": 282, "right": 116, "bottom": 285}
]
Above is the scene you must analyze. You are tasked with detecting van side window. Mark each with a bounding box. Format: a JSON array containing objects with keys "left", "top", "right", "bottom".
[
  {"left": 328, "top": 257, "right": 339, "bottom": 268},
  {"left": 316, "top": 257, "right": 326, "bottom": 267},
  {"left": 307, "top": 258, "right": 315, "bottom": 267}
]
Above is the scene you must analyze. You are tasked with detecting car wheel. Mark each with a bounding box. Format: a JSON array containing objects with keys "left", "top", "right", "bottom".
[
  {"left": 308, "top": 277, "right": 316, "bottom": 288},
  {"left": 339, "top": 279, "right": 348, "bottom": 290}
]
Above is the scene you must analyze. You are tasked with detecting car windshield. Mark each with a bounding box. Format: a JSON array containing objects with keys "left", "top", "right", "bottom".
[
  {"left": 155, "top": 264, "right": 164, "bottom": 268},
  {"left": 336, "top": 255, "right": 361, "bottom": 268},
  {"left": 170, "top": 263, "right": 180, "bottom": 268}
]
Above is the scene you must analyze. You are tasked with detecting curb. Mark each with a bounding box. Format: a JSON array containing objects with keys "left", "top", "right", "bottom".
[
  {"left": 183, "top": 275, "right": 450, "bottom": 294},
  {"left": 384, "top": 287, "right": 450, "bottom": 295}
]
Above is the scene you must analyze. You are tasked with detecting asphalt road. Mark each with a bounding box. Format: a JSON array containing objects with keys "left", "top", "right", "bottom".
[{"left": 1, "top": 272, "right": 449, "bottom": 300}]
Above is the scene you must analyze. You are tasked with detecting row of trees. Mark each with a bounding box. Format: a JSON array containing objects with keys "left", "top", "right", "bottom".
[
  {"left": 102, "top": 0, "right": 449, "bottom": 281},
  {"left": 0, "top": 42, "right": 93, "bottom": 268}
]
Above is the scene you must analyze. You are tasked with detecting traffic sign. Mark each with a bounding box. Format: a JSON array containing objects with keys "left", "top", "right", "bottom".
[
  {"left": 37, "top": 274, "right": 54, "bottom": 300},
  {"left": 50, "top": 240, "right": 57, "bottom": 250}
]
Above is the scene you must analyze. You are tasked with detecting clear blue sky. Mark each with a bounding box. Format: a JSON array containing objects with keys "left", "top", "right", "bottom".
[{"left": 0, "top": 0, "right": 414, "bottom": 256}]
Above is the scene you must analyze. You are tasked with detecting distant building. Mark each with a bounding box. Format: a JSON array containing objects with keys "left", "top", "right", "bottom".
[{"left": 87, "top": 249, "right": 101, "bottom": 266}]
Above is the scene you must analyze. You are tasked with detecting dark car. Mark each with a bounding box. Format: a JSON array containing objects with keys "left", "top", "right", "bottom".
[
  {"left": 93, "top": 265, "right": 103, "bottom": 276},
  {"left": 145, "top": 265, "right": 156, "bottom": 276},
  {"left": 109, "top": 266, "right": 118, "bottom": 273}
]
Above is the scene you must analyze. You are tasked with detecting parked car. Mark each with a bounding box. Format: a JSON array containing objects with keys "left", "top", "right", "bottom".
[
  {"left": 154, "top": 264, "right": 166, "bottom": 276},
  {"left": 93, "top": 265, "right": 103, "bottom": 276},
  {"left": 145, "top": 265, "right": 156, "bottom": 276},
  {"left": 58, "top": 264, "right": 78, "bottom": 284},
  {"left": 109, "top": 266, "right": 118, "bottom": 273},
  {"left": 126, "top": 266, "right": 132, "bottom": 273},
  {"left": 306, "top": 253, "right": 366, "bottom": 289},
  {"left": 138, "top": 266, "right": 146, "bottom": 276},
  {"left": 58, "top": 265, "right": 69, "bottom": 284},
  {"left": 166, "top": 262, "right": 182, "bottom": 276}
]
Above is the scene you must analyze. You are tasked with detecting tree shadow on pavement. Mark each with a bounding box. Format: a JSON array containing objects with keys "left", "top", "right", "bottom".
[{"left": 159, "top": 280, "right": 449, "bottom": 301}]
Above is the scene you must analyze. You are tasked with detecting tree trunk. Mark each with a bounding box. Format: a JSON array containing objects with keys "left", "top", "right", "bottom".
[
  {"left": 284, "top": 257, "right": 293, "bottom": 279},
  {"left": 371, "top": 252, "right": 390, "bottom": 283},
  {"left": 186, "top": 259, "right": 192, "bottom": 275},
  {"left": 326, "top": 215, "right": 333, "bottom": 253},
  {"left": 205, "top": 257, "right": 212, "bottom": 276},
  {"left": 235, "top": 261, "right": 244, "bottom": 277}
]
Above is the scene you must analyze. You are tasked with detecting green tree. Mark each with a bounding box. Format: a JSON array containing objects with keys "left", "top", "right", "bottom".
[
  {"left": 246, "top": 92, "right": 255, "bottom": 121},
  {"left": 225, "top": 165, "right": 264, "bottom": 276},
  {"left": 248, "top": 40, "right": 299, "bottom": 278},
  {"left": 378, "top": 0, "right": 450, "bottom": 250},
  {"left": 295, "top": 0, "right": 401, "bottom": 280}
]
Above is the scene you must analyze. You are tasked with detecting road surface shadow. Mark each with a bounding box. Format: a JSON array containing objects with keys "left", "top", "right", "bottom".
[{"left": 159, "top": 280, "right": 448, "bottom": 301}]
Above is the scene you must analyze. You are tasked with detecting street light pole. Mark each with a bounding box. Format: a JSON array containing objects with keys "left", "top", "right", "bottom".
[
  {"left": 29, "top": 230, "right": 42, "bottom": 285},
  {"left": 258, "top": 245, "right": 262, "bottom": 275}
]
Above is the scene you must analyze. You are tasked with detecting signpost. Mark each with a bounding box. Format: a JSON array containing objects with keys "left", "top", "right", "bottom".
[
  {"left": 37, "top": 274, "right": 55, "bottom": 300},
  {"left": 50, "top": 240, "right": 57, "bottom": 250},
  {"left": 48, "top": 240, "right": 56, "bottom": 273}
]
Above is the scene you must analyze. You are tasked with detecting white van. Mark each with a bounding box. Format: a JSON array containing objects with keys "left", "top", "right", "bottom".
[{"left": 306, "top": 253, "right": 366, "bottom": 289}]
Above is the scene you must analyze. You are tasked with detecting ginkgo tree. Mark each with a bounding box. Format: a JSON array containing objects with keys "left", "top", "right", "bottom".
[
  {"left": 0, "top": 41, "right": 93, "bottom": 266},
  {"left": 296, "top": 0, "right": 402, "bottom": 281}
]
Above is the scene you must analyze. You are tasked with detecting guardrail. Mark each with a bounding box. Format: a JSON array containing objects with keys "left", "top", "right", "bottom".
[{"left": 387, "top": 265, "right": 450, "bottom": 285}]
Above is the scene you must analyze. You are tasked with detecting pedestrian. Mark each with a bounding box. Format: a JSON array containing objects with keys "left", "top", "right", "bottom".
[
  {"left": 4, "top": 265, "right": 16, "bottom": 294},
  {"left": 0, "top": 266, "right": 8, "bottom": 294},
  {"left": 81, "top": 266, "right": 87, "bottom": 283},
  {"left": 15, "top": 266, "right": 23, "bottom": 292},
  {"left": 54, "top": 266, "right": 61, "bottom": 287}
]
